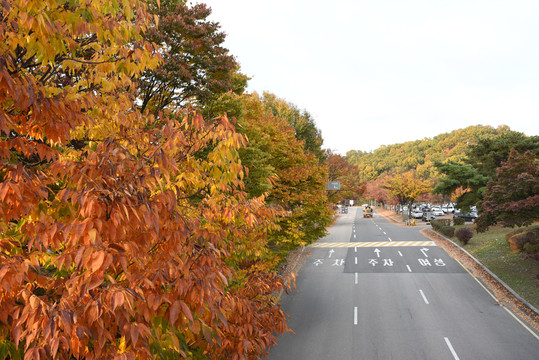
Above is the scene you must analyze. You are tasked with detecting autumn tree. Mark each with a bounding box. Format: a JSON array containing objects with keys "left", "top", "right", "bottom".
[
  {"left": 234, "top": 94, "right": 332, "bottom": 252},
  {"left": 259, "top": 92, "right": 326, "bottom": 162},
  {"left": 476, "top": 149, "right": 539, "bottom": 232},
  {"left": 137, "top": 0, "right": 247, "bottom": 114},
  {"left": 384, "top": 172, "right": 432, "bottom": 215},
  {"left": 327, "top": 152, "right": 363, "bottom": 204},
  {"left": 362, "top": 177, "right": 391, "bottom": 206},
  {"left": 0, "top": 1, "right": 288, "bottom": 359}
]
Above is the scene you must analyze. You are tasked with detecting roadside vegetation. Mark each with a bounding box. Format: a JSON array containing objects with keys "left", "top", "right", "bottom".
[
  {"left": 1, "top": 1, "right": 366, "bottom": 359},
  {"left": 446, "top": 224, "right": 539, "bottom": 309}
]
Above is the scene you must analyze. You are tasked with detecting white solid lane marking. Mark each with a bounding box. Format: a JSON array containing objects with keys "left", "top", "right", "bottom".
[
  {"left": 419, "top": 289, "right": 429, "bottom": 304},
  {"left": 354, "top": 307, "right": 358, "bottom": 325},
  {"left": 444, "top": 337, "right": 460, "bottom": 360},
  {"left": 406, "top": 265, "right": 412, "bottom": 272}
]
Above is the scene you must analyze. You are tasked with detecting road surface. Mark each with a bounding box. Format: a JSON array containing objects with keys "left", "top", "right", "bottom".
[{"left": 269, "top": 206, "right": 539, "bottom": 360}]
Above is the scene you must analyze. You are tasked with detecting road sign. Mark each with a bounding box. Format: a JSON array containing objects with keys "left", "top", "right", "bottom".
[{"left": 326, "top": 181, "right": 341, "bottom": 190}]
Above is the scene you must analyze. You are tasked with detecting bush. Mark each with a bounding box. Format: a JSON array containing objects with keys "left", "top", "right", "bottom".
[
  {"left": 455, "top": 227, "right": 474, "bottom": 245},
  {"left": 506, "top": 226, "right": 539, "bottom": 254},
  {"left": 439, "top": 225, "right": 455, "bottom": 238},
  {"left": 431, "top": 219, "right": 451, "bottom": 231},
  {"left": 453, "top": 217, "right": 465, "bottom": 226}
]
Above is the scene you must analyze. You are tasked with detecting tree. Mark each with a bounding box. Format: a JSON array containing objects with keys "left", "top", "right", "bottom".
[
  {"left": 260, "top": 92, "right": 326, "bottom": 163},
  {"left": 433, "top": 162, "right": 490, "bottom": 210},
  {"left": 235, "top": 94, "right": 332, "bottom": 251},
  {"left": 362, "top": 177, "right": 391, "bottom": 206},
  {"left": 476, "top": 150, "right": 539, "bottom": 232},
  {"left": 0, "top": 2, "right": 288, "bottom": 359},
  {"left": 137, "top": 0, "right": 247, "bottom": 113},
  {"left": 435, "top": 131, "right": 539, "bottom": 211},
  {"left": 327, "top": 152, "right": 363, "bottom": 204},
  {"left": 384, "top": 172, "right": 432, "bottom": 215}
]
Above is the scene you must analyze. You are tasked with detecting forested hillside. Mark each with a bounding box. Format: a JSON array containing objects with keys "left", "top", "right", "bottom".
[
  {"left": 346, "top": 125, "right": 512, "bottom": 182},
  {"left": 349, "top": 125, "right": 538, "bottom": 235}
]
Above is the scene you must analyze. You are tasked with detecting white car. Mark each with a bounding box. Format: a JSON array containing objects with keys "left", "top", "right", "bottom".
[
  {"left": 432, "top": 207, "right": 444, "bottom": 216},
  {"left": 442, "top": 204, "right": 455, "bottom": 214}
]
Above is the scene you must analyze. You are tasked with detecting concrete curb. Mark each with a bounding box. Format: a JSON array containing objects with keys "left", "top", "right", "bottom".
[
  {"left": 427, "top": 229, "right": 539, "bottom": 317},
  {"left": 277, "top": 245, "right": 307, "bottom": 299}
]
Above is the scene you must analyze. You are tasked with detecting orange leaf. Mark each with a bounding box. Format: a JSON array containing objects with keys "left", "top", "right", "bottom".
[
  {"left": 29, "top": 295, "right": 39, "bottom": 309},
  {"left": 91, "top": 251, "right": 105, "bottom": 272},
  {"left": 112, "top": 292, "right": 124, "bottom": 311}
]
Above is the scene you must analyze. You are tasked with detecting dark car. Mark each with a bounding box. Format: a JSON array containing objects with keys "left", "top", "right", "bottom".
[{"left": 454, "top": 212, "right": 478, "bottom": 222}]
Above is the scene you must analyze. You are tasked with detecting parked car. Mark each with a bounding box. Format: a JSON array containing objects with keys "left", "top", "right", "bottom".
[
  {"left": 442, "top": 204, "right": 455, "bottom": 214},
  {"left": 454, "top": 212, "right": 478, "bottom": 222},
  {"left": 432, "top": 207, "right": 444, "bottom": 216},
  {"left": 411, "top": 210, "right": 424, "bottom": 219}
]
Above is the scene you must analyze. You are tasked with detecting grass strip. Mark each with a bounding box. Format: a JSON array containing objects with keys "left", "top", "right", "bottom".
[{"left": 451, "top": 224, "right": 539, "bottom": 309}]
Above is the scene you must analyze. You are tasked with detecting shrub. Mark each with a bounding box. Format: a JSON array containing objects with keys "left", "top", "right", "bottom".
[
  {"left": 439, "top": 225, "right": 455, "bottom": 238},
  {"left": 455, "top": 227, "right": 474, "bottom": 245},
  {"left": 506, "top": 226, "right": 539, "bottom": 254},
  {"left": 431, "top": 219, "right": 451, "bottom": 231},
  {"left": 453, "top": 217, "right": 465, "bottom": 226}
]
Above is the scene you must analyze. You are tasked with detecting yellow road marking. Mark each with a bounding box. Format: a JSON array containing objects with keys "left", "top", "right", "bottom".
[
  {"left": 455, "top": 259, "right": 498, "bottom": 302},
  {"left": 311, "top": 241, "right": 436, "bottom": 248},
  {"left": 455, "top": 259, "right": 539, "bottom": 341}
]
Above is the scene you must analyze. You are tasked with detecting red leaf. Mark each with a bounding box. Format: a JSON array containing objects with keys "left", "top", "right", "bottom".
[
  {"left": 180, "top": 301, "right": 193, "bottom": 323},
  {"left": 169, "top": 300, "right": 180, "bottom": 324}
]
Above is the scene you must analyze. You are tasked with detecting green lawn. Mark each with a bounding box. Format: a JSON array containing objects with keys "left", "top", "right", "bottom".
[{"left": 450, "top": 225, "right": 539, "bottom": 309}]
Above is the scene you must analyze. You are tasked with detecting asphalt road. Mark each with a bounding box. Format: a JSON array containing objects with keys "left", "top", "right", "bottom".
[{"left": 269, "top": 206, "right": 539, "bottom": 360}]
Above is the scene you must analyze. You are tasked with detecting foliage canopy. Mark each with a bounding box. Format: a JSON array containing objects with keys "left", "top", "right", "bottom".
[
  {"left": 0, "top": 1, "right": 304, "bottom": 359},
  {"left": 476, "top": 149, "right": 539, "bottom": 232}
]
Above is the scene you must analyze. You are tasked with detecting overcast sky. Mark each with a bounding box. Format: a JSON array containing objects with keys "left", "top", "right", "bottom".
[{"left": 198, "top": 0, "right": 539, "bottom": 154}]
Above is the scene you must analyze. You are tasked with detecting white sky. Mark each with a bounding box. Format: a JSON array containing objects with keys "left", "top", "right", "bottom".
[{"left": 198, "top": 0, "right": 539, "bottom": 154}]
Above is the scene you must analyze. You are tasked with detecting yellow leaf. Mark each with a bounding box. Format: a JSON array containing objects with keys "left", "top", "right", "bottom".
[
  {"left": 118, "top": 335, "right": 126, "bottom": 354},
  {"left": 88, "top": 228, "right": 97, "bottom": 243}
]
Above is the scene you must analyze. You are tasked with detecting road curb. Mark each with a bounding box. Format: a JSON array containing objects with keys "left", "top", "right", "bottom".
[
  {"left": 427, "top": 229, "right": 539, "bottom": 317},
  {"left": 277, "top": 245, "right": 308, "bottom": 299}
]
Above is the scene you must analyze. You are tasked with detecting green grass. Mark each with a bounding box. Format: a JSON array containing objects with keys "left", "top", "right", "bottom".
[{"left": 450, "top": 225, "right": 539, "bottom": 309}]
